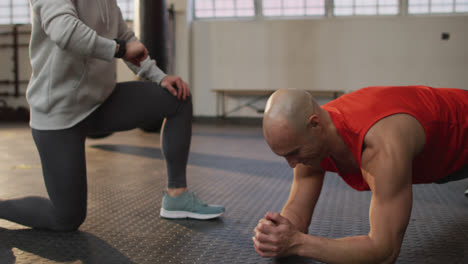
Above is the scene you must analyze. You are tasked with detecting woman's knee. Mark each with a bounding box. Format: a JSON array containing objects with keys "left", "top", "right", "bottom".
[
  {"left": 165, "top": 95, "right": 192, "bottom": 120},
  {"left": 52, "top": 207, "right": 87, "bottom": 232},
  {"left": 178, "top": 96, "right": 193, "bottom": 117}
]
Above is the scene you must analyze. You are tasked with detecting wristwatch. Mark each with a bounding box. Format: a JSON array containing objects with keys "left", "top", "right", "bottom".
[{"left": 114, "top": 39, "right": 127, "bottom": 58}]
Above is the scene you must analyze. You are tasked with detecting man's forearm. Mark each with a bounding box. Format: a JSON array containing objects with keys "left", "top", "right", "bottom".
[
  {"left": 296, "top": 234, "right": 395, "bottom": 264},
  {"left": 280, "top": 166, "right": 324, "bottom": 233},
  {"left": 281, "top": 206, "right": 310, "bottom": 233}
]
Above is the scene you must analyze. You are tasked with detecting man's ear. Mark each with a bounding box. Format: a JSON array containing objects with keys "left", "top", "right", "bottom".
[{"left": 307, "top": 114, "right": 320, "bottom": 128}]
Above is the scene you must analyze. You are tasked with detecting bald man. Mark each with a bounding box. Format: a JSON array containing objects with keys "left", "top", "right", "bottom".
[{"left": 253, "top": 86, "right": 468, "bottom": 263}]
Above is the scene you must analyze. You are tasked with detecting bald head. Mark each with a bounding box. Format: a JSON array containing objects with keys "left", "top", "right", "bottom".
[
  {"left": 263, "top": 89, "right": 331, "bottom": 165},
  {"left": 263, "top": 89, "right": 319, "bottom": 135}
]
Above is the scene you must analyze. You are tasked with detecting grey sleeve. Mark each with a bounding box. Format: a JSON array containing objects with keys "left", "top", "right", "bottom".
[
  {"left": 30, "top": 0, "right": 116, "bottom": 62},
  {"left": 115, "top": 5, "right": 167, "bottom": 83},
  {"left": 124, "top": 57, "right": 167, "bottom": 84}
]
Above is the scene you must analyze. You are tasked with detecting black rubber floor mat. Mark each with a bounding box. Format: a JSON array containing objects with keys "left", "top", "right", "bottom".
[{"left": 0, "top": 124, "right": 467, "bottom": 263}]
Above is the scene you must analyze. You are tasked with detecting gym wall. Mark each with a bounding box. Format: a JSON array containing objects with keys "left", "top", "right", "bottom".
[
  {"left": 0, "top": 24, "right": 31, "bottom": 109},
  {"left": 1, "top": 2, "right": 467, "bottom": 120},
  {"left": 191, "top": 16, "right": 468, "bottom": 117}
]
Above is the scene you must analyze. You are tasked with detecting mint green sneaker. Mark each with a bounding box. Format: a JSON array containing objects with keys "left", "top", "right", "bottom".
[{"left": 160, "top": 191, "right": 225, "bottom": 220}]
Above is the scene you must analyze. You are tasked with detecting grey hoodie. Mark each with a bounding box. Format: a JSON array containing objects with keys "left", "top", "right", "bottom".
[{"left": 27, "top": 0, "right": 166, "bottom": 130}]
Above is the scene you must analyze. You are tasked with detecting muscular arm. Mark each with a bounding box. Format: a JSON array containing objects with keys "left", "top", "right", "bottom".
[
  {"left": 253, "top": 163, "right": 325, "bottom": 257},
  {"left": 281, "top": 164, "right": 325, "bottom": 233},
  {"left": 292, "top": 114, "right": 425, "bottom": 263},
  {"left": 296, "top": 145, "right": 413, "bottom": 263},
  {"left": 255, "top": 114, "right": 425, "bottom": 262}
]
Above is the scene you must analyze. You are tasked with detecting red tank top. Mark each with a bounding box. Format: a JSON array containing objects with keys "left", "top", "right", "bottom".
[{"left": 321, "top": 86, "right": 468, "bottom": 191}]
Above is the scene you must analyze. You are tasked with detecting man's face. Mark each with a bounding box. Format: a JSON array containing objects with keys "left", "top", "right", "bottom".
[{"left": 264, "top": 122, "right": 326, "bottom": 168}]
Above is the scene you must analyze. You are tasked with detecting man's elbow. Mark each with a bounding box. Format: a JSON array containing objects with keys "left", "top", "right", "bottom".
[
  {"left": 365, "top": 235, "right": 402, "bottom": 264},
  {"left": 381, "top": 252, "right": 399, "bottom": 264},
  {"left": 373, "top": 244, "right": 401, "bottom": 264}
]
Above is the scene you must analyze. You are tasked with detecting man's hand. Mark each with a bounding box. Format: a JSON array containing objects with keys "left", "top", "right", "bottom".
[
  {"left": 123, "top": 41, "right": 148, "bottom": 67},
  {"left": 160, "top": 75, "right": 190, "bottom": 100},
  {"left": 253, "top": 212, "right": 303, "bottom": 258}
]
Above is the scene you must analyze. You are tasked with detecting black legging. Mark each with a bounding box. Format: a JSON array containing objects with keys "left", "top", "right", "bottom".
[
  {"left": 436, "top": 164, "right": 468, "bottom": 184},
  {"left": 0, "top": 81, "right": 192, "bottom": 231}
]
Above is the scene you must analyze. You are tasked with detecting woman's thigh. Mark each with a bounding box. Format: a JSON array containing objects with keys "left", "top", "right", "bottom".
[{"left": 85, "top": 81, "right": 186, "bottom": 134}]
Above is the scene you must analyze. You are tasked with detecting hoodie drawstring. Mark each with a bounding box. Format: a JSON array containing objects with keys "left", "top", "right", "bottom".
[{"left": 97, "top": 1, "right": 110, "bottom": 31}]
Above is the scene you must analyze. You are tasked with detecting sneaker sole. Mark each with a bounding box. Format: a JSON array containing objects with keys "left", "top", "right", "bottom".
[{"left": 160, "top": 208, "right": 224, "bottom": 220}]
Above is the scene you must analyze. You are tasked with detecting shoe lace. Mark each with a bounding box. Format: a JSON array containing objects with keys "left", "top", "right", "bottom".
[{"left": 189, "top": 192, "right": 207, "bottom": 209}]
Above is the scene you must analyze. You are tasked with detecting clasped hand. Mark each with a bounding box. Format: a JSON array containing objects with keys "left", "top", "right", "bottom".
[{"left": 253, "top": 212, "right": 302, "bottom": 258}]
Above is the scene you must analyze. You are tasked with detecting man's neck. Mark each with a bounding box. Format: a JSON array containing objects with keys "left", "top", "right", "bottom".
[{"left": 322, "top": 110, "right": 350, "bottom": 160}]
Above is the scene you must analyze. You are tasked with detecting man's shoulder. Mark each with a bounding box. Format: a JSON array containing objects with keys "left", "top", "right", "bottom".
[{"left": 363, "top": 114, "right": 425, "bottom": 161}]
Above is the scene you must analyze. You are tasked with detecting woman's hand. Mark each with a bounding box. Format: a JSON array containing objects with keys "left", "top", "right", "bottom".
[{"left": 160, "top": 75, "right": 190, "bottom": 100}]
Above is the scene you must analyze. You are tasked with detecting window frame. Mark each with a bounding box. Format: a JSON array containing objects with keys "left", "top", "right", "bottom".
[
  {"left": 406, "top": 0, "right": 468, "bottom": 15},
  {"left": 116, "top": 0, "right": 136, "bottom": 21},
  {"left": 0, "top": 0, "right": 136, "bottom": 25},
  {"left": 0, "top": 0, "right": 31, "bottom": 25},
  {"left": 261, "top": 0, "right": 327, "bottom": 17},
  {"left": 192, "top": 0, "right": 468, "bottom": 20},
  {"left": 0, "top": 0, "right": 466, "bottom": 25},
  {"left": 193, "top": 0, "right": 258, "bottom": 20}
]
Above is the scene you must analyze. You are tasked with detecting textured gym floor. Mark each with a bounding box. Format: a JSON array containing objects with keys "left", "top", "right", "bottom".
[{"left": 0, "top": 122, "right": 467, "bottom": 264}]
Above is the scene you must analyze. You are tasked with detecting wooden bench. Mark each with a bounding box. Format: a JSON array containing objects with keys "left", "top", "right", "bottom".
[{"left": 212, "top": 89, "right": 344, "bottom": 118}]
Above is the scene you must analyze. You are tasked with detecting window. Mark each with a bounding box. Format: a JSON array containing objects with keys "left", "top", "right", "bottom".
[
  {"left": 192, "top": 0, "right": 468, "bottom": 18},
  {"left": 263, "top": 0, "right": 326, "bottom": 16},
  {"left": 334, "top": 0, "right": 399, "bottom": 16},
  {"left": 195, "top": 0, "right": 255, "bottom": 18},
  {"left": 0, "top": 0, "right": 135, "bottom": 25},
  {"left": 194, "top": 0, "right": 405, "bottom": 18},
  {"left": 116, "top": 0, "right": 135, "bottom": 21},
  {"left": 0, "top": 0, "right": 30, "bottom": 25},
  {"left": 408, "top": 0, "right": 468, "bottom": 14}
]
